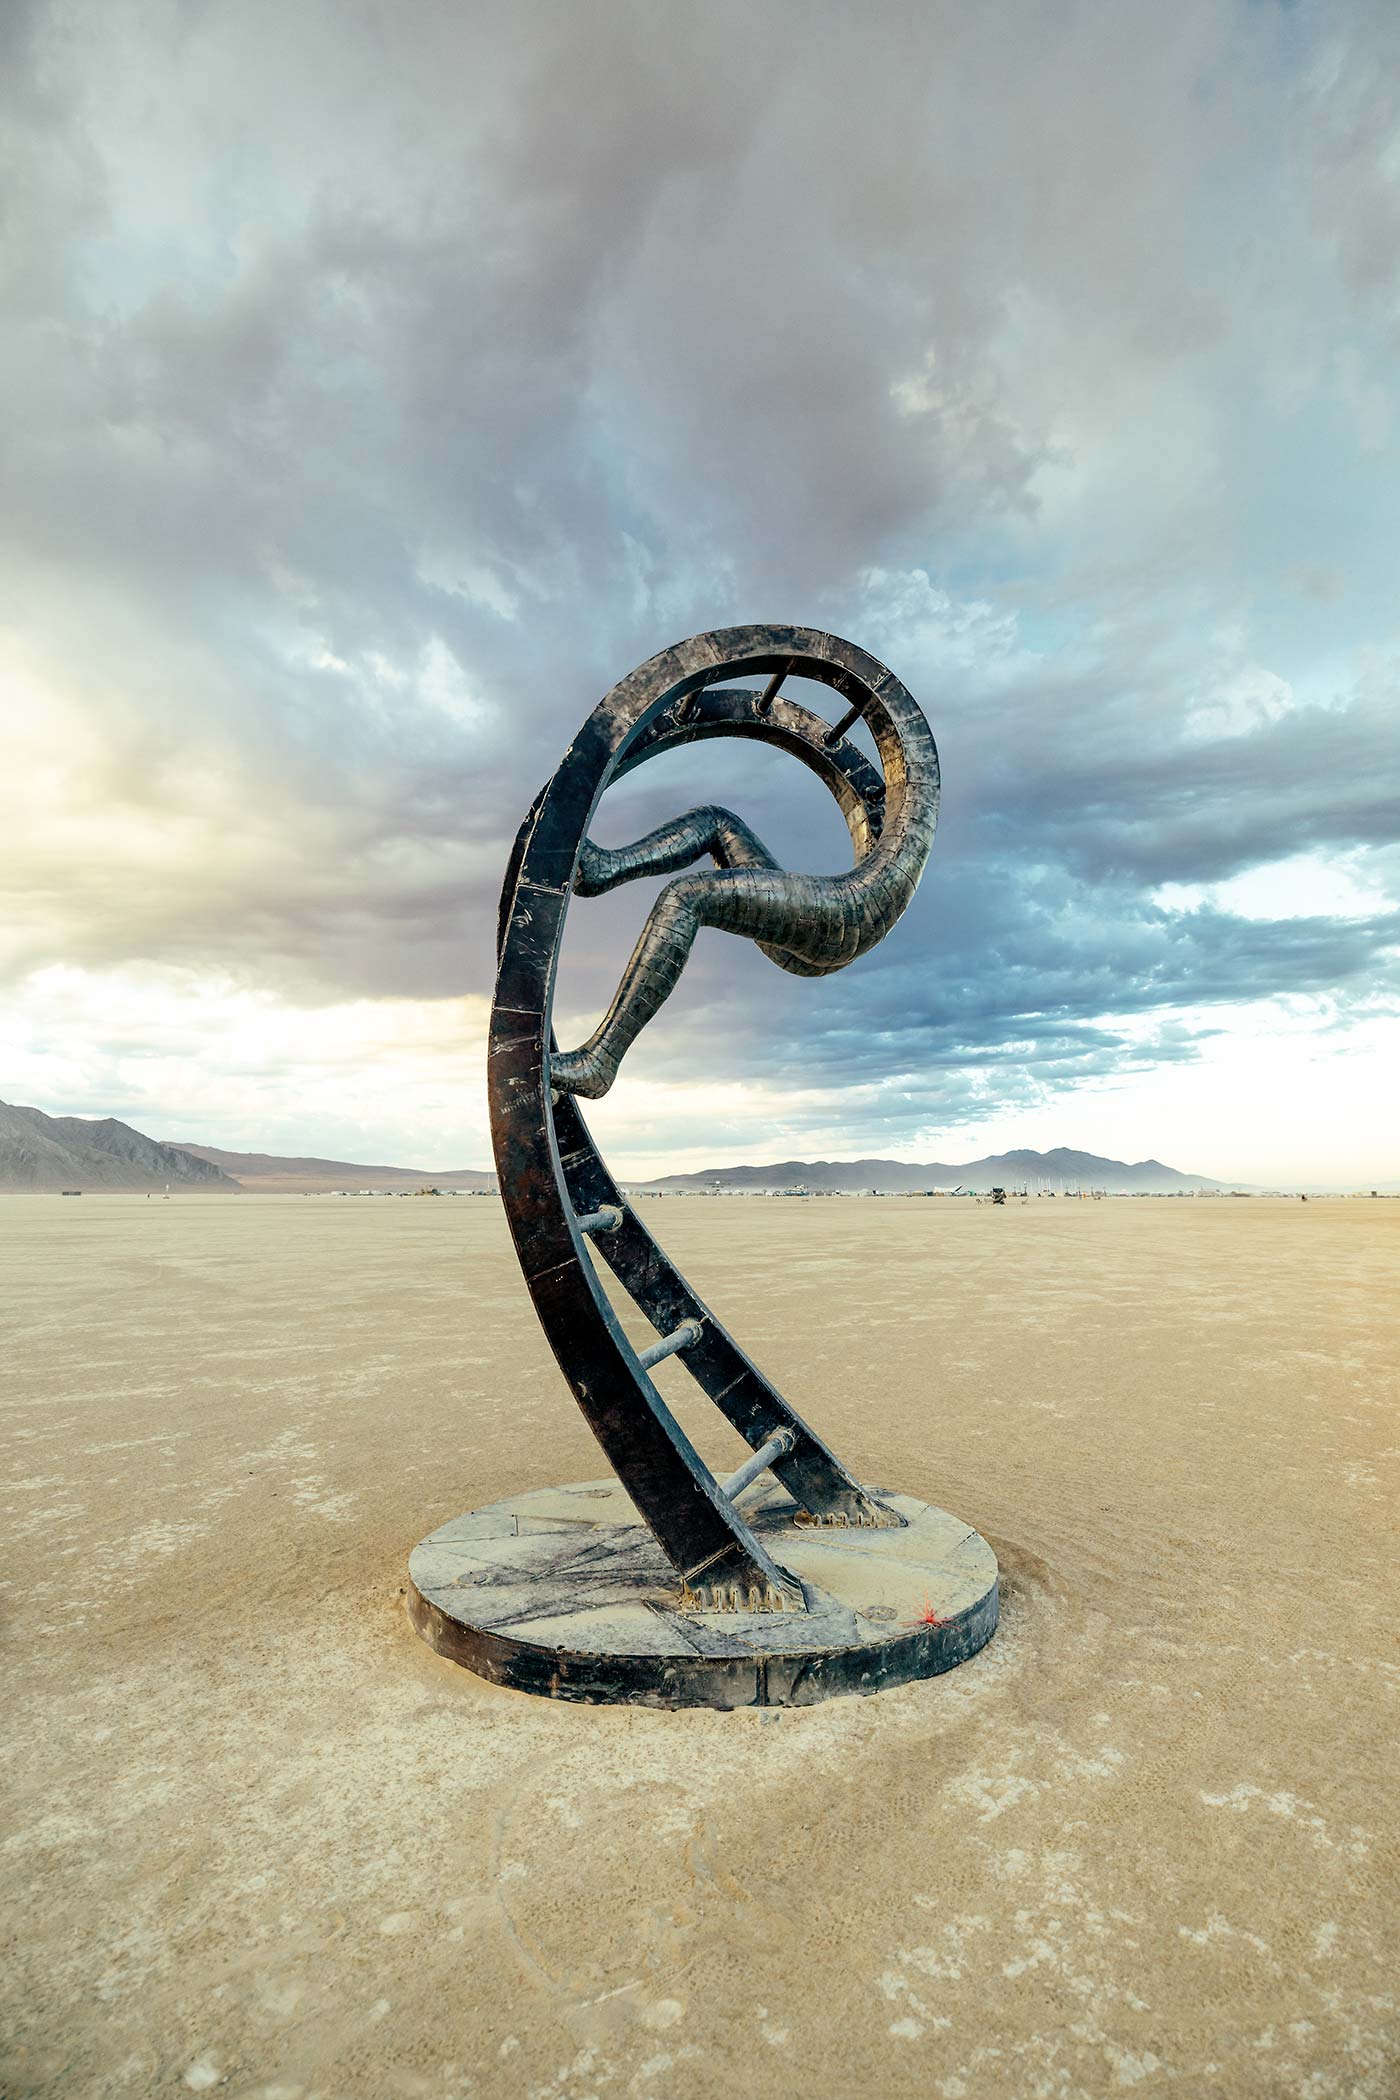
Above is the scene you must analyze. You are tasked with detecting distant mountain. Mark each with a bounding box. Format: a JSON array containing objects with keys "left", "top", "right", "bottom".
[
  {"left": 0, "top": 1101, "right": 241, "bottom": 1192},
  {"left": 632, "top": 1147, "right": 1226, "bottom": 1195},
  {"left": 168, "top": 1143, "right": 496, "bottom": 1194},
  {"left": 0, "top": 1102, "right": 1231, "bottom": 1197}
]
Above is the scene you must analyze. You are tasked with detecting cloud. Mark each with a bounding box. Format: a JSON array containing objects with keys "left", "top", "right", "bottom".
[
  {"left": 0, "top": 964, "right": 492, "bottom": 1164},
  {"left": 3, "top": 0, "right": 1399, "bottom": 1173}
]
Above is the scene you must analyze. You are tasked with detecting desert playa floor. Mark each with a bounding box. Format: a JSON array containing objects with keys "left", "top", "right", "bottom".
[{"left": 2, "top": 1193, "right": 1396, "bottom": 2099}]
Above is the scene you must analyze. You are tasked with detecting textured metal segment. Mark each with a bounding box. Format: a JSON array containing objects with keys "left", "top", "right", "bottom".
[
  {"left": 549, "top": 1084, "right": 887, "bottom": 1530},
  {"left": 487, "top": 627, "right": 939, "bottom": 1605},
  {"left": 551, "top": 646, "right": 937, "bottom": 1099}
]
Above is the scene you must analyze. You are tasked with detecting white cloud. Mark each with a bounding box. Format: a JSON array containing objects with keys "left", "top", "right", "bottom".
[
  {"left": 854, "top": 569, "right": 1023, "bottom": 677},
  {"left": 0, "top": 965, "right": 492, "bottom": 1167},
  {"left": 911, "top": 1001, "right": 1400, "bottom": 1188},
  {"left": 1187, "top": 663, "right": 1297, "bottom": 741},
  {"left": 1155, "top": 850, "right": 1393, "bottom": 922}
]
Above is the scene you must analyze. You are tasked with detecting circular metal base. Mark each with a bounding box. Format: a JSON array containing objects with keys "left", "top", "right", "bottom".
[{"left": 407, "top": 1477, "right": 998, "bottom": 1709}]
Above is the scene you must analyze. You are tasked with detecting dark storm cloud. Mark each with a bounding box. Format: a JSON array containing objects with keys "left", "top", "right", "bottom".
[{"left": 3, "top": 0, "right": 1399, "bottom": 1132}]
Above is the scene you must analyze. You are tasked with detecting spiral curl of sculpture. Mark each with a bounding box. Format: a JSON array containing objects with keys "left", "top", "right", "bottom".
[{"left": 551, "top": 676, "right": 939, "bottom": 1100}]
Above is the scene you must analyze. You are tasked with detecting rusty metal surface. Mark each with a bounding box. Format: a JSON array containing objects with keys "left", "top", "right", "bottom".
[{"left": 487, "top": 627, "right": 941, "bottom": 1613}]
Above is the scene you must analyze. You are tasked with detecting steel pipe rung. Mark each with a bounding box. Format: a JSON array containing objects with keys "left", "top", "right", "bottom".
[
  {"left": 720, "top": 1426, "right": 798, "bottom": 1503},
  {"left": 636, "top": 1317, "right": 703, "bottom": 1371}
]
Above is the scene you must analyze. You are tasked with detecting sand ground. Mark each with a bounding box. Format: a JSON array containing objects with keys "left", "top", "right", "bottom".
[{"left": 2, "top": 1192, "right": 1396, "bottom": 2100}]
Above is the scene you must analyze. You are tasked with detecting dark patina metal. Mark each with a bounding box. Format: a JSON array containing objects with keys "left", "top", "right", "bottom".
[{"left": 487, "top": 625, "right": 942, "bottom": 1613}]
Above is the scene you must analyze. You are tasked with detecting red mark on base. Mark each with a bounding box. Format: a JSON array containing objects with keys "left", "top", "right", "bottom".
[{"left": 905, "top": 1601, "right": 948, "bottom": 1629}]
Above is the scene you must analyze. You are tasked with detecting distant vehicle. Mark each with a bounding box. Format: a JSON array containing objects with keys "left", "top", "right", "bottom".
[
  {"left": 61, "top": 1189, "right": 82, "bottom": 1196},
  {"left": 991, "top": 1186, "right": 1006, "bottom": 1205}
]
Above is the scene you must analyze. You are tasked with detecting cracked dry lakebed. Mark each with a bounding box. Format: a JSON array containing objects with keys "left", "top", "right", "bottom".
[{"left": 2, "top": 1192, "right": 1396, "bottom": 2098}]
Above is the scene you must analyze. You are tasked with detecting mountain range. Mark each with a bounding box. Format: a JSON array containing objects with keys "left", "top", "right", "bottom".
[
  {"left": 0, "top": 1104, "right": 495, "bottom": 1193},
  {"left": 632, "top": 1148, "right": 1224, "bottom": 1194},
  {"left": 0, "top": 1101, "right": 242, "bottom": 1192},
  {"left": 167, "top": 1143, "right": 495, "bottom": 1194},
  {"left": 2, "top": 1101, "right": 1234, "bottom": 1195}
]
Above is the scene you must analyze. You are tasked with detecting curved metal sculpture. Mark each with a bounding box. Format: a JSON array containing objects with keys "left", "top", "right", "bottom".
[
  {"left": 488, "top": 625, "right": 939, "bottom": 1610},
  {"left": 408, "top": 624, "right": 999, "bottom": 1705}
]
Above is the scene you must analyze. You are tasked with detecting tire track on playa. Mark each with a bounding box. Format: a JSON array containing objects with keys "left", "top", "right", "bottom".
[
  {"left": 486, "top": 1754, "right": 691, "bottom": 2079},
  {"left": 489, "top": 1751, "right": 569, "bottom": 2000},
  {"left": 485, "top": 1728, "right": 819, "bottom": 2077}
]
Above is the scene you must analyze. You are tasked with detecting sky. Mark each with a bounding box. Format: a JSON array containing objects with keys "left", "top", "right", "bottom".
[{"left": 3, "top": 0, "right": 1398, "bottom": 1185}]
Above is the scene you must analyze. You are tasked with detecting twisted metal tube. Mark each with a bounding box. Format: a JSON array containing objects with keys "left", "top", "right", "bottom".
[{"left": 553, "top": 691, "right": 938, "bottom": 1100}]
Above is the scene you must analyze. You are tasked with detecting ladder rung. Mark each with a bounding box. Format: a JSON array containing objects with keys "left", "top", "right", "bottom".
[
  {"left": 823, "top": 695, "right": 870, "bottom": 747},
  {"left": 720, "top": 1426, "right": 797, "bottom": 1502},
  {"left": 637, "top": 1317, "right": 702, "bottom": 1370},
  {"left": 755, "top": 666, "right": 788, "bottom": 716},
  {"left": 575, "top": 1203, "right": 623, "bottom": 1235}
]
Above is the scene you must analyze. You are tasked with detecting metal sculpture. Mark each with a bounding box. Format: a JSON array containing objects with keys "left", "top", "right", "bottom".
[{"left": 408, "top": 625, "right": 999, "bottom": 1706}]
